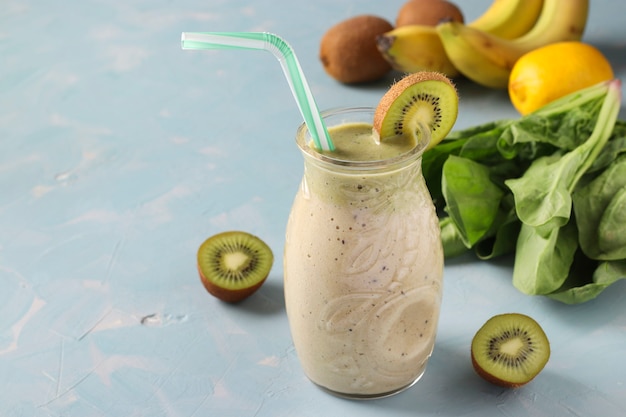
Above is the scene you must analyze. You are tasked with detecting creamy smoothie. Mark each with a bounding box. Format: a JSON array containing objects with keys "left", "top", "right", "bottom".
[{"left": 284, "top": 108, "right": 444, "bottom": 398}]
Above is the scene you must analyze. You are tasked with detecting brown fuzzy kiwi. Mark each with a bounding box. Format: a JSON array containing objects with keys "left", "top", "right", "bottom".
[
  {"left": 373, "top": 71, "right": 458, "bottom": 149},
  {"left": 197, "top": 231, "right": 273, "bottom": 303},
  {"left": 471, "top": 313, "right": 551, "bottom": 388},
  {"left": 396, "top": 0, "right": 464, "bottom": 27},
  {"left": 320, "top": 15, "right": 394, "bottom": 84}
]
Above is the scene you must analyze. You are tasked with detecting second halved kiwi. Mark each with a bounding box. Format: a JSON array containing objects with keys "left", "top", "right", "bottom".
[
  {"left": 471, "top": 313, "right": 550, "bottom": 388},
  {"left": 197, "top": 231, "right": 273, "bottom": 303},
  {"left": 373, "top": 71, "right": 458, "bottom": 149}
]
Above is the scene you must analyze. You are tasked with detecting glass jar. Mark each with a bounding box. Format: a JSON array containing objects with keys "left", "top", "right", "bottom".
[{"left": 284, "top": 107, "right": 444, "bottom": 399}]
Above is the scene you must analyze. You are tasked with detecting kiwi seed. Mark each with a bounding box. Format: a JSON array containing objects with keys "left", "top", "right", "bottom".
[
  {"left": 373, "top": 71, "right": 458, "bottom": 149},
  {"left": 197, "top": 231, "right": 274, "bottom": 303},
  {"left": 471, "top": 313, "right": 550, "bottom": 388}
]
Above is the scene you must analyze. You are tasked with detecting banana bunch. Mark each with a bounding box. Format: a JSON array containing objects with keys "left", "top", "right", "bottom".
[{"left": 377, "top": 0, "right": 590, "bottom": 89}]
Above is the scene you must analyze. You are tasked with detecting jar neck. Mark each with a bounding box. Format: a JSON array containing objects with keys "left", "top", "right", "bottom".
[
  {"left": 301, "top": 149, "right": 424, "bottom": 177},
  {"left": 301, "top": 151, "right": 425, "bottom": 206}
]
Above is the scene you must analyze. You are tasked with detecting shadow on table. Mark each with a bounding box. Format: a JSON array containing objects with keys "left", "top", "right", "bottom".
[{"left": 229, "top": 277, "right": 286, "bottom": 316}]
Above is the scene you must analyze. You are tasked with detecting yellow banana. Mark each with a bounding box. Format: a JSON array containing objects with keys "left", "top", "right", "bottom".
[
  {"left": 469, "top": 0, "right": 544, "bottom": 39},
  {"left": 436, "top": 22, "right": 520, "bottom": 88},
  {"left": 437, "top": 0, "right": 589, "bottom": 88},
  {"left": 376, "top": 25, "right": 460, "bottom": 77}
]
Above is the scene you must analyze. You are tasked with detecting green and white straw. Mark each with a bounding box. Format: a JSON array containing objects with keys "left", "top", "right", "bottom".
[{"left": 181, "top": 32, "right": 335, "bottom": 152}]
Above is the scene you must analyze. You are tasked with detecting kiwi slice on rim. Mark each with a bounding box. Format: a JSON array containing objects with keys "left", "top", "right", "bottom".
[
  {"left": 197, "top": 231, "right": 274, "bottom": 303},
  {"left": 373, "top": 71, "right": 458, "bottom": 150},
  {"left": 471, "top": 313, "right": 550, "bottom": 388}
]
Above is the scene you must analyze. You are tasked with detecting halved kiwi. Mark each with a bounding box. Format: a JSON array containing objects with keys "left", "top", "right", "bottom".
[
  {"left": 197, "top": 231, "right": 274, "bottom": 303},
  {"left": 471, "top": 313, "right": 550, "bottom": 388},
  {"left": 373, "top": 71, "right": 458, "bottom": 149}
]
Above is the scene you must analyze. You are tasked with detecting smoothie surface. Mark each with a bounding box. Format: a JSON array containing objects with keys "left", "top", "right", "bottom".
[{"left": 319, "top": 122, "right": 418, "bottom": 162}]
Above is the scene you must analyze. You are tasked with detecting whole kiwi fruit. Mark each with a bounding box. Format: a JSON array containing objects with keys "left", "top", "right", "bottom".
[
  {"left": 396, "top": 0, "right": 464, "bottom": 27},
  {"left": 320, "top": 15, "right": 394, "bottom": 84}
]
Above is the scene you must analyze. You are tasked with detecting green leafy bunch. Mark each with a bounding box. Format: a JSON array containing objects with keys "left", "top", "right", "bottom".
[{"left": 424, "top": 80, "right": 626, "bottom": 304}]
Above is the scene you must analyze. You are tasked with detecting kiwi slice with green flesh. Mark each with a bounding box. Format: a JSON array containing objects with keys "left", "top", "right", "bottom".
[
  {"left": 373, "top": 71, "right": 458, "bottom": 150},
  {"left": 197, "top": 231, "right": 273, "bottom": 303},
  {"left": 471, "top": 313, "right": 550, "bottom": 388}
]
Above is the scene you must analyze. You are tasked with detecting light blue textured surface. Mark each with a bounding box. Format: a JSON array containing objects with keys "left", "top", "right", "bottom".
[{"left": 1, "top": 1, "right": 625, "bottom": 416}]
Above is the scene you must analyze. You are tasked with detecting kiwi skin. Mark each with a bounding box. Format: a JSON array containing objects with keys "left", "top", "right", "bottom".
[
  {"left": 396, "top": 0, "right": 465, "bottom": 27},
  {"left": 320, "top": 15, "right": 394, "bottom": 84},
  {"left": 197, "top": 231, "right": 274, "bottom": 303},
  {"left": 471, "top": 313, "right": 550, "bottom": 388},
  {"left": 198, "top": 264, "right": 267, "bottom": 303}
]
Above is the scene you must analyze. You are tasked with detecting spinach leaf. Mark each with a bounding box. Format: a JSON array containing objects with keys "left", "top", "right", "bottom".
[
  {"left": 512, "top": 219, "right": 579, "bottom": 295},
  {"left": 505, "top": 150, "right": 575, "bottom": 233},
  {"left": 598, "top": 188, "right": 626, "bottom": 254},
  {"left": 547, "top": 259, "right": 626, "bottom": 304},
  {"left": 588, "top": 120, "right": 626, "bottom": 173},
  {"left": 573, "top": 154, "right": 626, "bottom": 260},
  {"left": 423, "top": 137, "right": 467, "bottom": 210},
  {"left": 444, "top": 120, "right": 510, "bottom": 141},
  {"left": 440, "top": 217, "right": 470, "bottom": 258},
  {"left": 474, "top": 201, "right": 520, "bottom": 260},
  {"left": 442, "top": 155, "right": 505, "bottom": 247},
  {"left": 459, "top": 128, "right": 509, "bottom": 162}
]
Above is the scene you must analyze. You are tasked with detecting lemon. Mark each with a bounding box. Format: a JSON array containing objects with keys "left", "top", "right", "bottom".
[{"left": 508, "top": 41, "right": 614, "bottom": 115}]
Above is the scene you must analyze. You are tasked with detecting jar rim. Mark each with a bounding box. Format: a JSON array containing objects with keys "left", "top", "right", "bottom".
[{"left": 296, "top": 107, "right": 429, "bottom": 170}]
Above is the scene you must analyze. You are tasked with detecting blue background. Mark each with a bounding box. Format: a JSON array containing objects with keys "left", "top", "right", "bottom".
[{"left": 1, "top": 1, "right": 625, "bottom": 416}]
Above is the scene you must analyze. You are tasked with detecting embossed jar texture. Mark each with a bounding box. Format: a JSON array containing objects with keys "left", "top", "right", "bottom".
[{"left": 284, "top": 108, "right": 444, "bottom": 399}]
